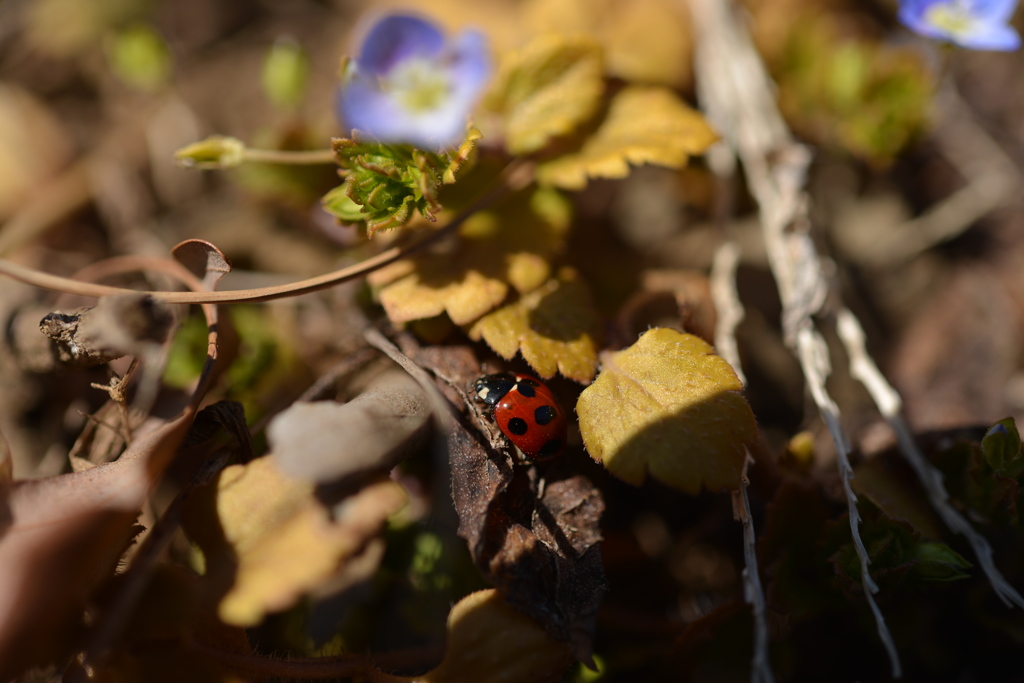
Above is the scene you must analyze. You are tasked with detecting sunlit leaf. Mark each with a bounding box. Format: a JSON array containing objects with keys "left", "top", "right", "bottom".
[
  {"left": 383, "top": 589, "right": 573, "bottom": 683},
  {"left": 537, "top": 86, "right": 718, "bottom": 190},
  {"left": 183, "top": 457, "right": 405, "bottom": 626},
  {"left": 525, "top": 0, "right": 692, "bottom": 87},
  {"left": 576, "top": 328, "right": 755, "bottom": 492},
  {"left": 467, "top": 267, "right": 600, "bottom": 382},
  {"left": 486, "top": 35, "right": 605, "bottom": 155},
  {"left": 369, "top": 186, "right": 572, "bottom": 325}
]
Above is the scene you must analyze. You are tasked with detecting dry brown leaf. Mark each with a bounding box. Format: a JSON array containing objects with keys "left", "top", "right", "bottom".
[
  {"left": 398, "top": 336, "right": 606, "bottom": 665},
  {"left": 369, "top": 187, "right": 572, "bottom": 325},
  {"left": 183, "top": 457, "right": 406, "bottom": 627},
  {"left": 82, "top": 564, "right": 251, "bottom": 683},
  {"left": 0, "top": 409, "right": 200, "bottom": 679},
  {"left": 269, "top": 370, "right": 430, "bottom": 483},
  {"left": 387, "top": 589, "right": 573, "bottom": 683},
  {"left": 0, "top": 84, "right": 73, "bottom": 218},
  {"left": 467, "top": 267, "right": 600, "bottom": 382}
]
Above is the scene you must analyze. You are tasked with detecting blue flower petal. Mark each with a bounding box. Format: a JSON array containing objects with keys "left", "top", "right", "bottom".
[
  {"left": 898, "top": 0, "right": 1022, "bottom": 50},
  {"left": 899, "top": 2, "right": 949, "bottom": 39},
  {"left": 337, "top": 65, "right": 474, "bottom": 148},
  {"left": 445, "top": 30, "right": 492, "bottom": 106},
  {"left": 358, "top": 15, "right": 445, "bottom": 75},
  {"left": 337, "top": 14, "right": 492, "bottom": 148},
  {"left": 957, "top": 21, "right": 1022, "bottom": 49},
  {"left": 969, "top": 0, "right": 1019, "bottom": 22}
]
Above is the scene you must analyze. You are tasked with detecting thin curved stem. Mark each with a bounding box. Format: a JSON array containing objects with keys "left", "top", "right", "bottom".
[
  {"left": 0, "top": 160, "right": 534, "bottom": 305},
  {"left": 242, "top": 147, "right": 336, "bottom": 165}
]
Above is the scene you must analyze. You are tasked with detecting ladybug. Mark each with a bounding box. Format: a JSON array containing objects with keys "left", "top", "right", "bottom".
[{"left": 474, "top": 373, "right": 567, "bottom": 461}]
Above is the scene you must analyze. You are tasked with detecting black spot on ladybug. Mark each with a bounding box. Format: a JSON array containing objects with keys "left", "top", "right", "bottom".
[
  {"left": 515, "top": 381, "right": 537, "bottom": 398},
  {"left": 507, "top": 417, "right": 529, "bottom": 435},
  {"left": 537, "top": 439, "right": 563, "bottom": 459},
  {"left": 534, "top": 405, "right": 557, "bottom": 425}
]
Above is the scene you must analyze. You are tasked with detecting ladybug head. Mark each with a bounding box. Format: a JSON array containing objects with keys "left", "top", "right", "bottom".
[{"left": 473, "top": 373, "right": 516, "bottom": 406}]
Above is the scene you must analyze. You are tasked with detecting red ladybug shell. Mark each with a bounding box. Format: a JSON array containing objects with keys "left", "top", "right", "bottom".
[{"left": 474, "top": 373, "right": 567, "bottom": 461}]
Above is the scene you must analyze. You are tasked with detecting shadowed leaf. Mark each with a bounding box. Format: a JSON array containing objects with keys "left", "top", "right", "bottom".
[
  {"left": 982, "top": 418, "right": 1022, "bottom": 476},
  {"left": 577, "top": 328, "right": 754, "bottom": 492},
  {"left": 369, "top": 186, "right": 572, "bottom": 325},
  {"left": 400, "top": 336, "right": 606, "bottom": 664},
  {"left": 183, "top": 457, "right": 406, "bottom": 626},
  {"left": 467, "top": 267, "right": 600, "bottom": 382},
  {"left": 385, "top": 589, "right": 573, "bottom": 683}
]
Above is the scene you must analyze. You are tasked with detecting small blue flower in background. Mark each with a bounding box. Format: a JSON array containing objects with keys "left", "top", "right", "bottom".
[
  {"left": 898, "top": 0, "right": 1021, "bottom": 51},
  {"left": 337, "top": 14, "right": 491, "bottom": 148}
]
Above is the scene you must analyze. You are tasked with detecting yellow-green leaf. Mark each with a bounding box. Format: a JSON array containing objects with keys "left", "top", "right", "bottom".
[
  {"left": 183, "top": 457, "right": 405, "bottom": 626},
  {"left": 537, "top": 86, "right": 718, "bottom": 190},
  {"left": 467, "top": 267, "right": 600, "bottom": 382},
  {"left": 368, "top": 186, "right": 572, "bottom": 325},
  {"left": 383, "top": 589, "right": 572, "bottom": 683},
  {"left": 486, "top": 35, "right": 605, "bottom": 155},
  {"left": 577, "top": 328, "right": 755, "bottom": 492}
]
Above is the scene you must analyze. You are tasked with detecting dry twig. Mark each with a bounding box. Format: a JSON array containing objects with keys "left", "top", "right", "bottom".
[{"left": 689, "top": 0, "right": 901, "bottom": 676}]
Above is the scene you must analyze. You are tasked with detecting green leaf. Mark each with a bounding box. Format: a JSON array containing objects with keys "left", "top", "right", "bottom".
[
  {"left": 261, "top": 39, "right": 309, "bottom": 110},
  {"left": 912, "top": 542, "right": 973, "bottom": 582},
  {"left": 982, "top": 418, "right": 1022, "bottom": 476},
  {"left": 536, "top": 87, "right": 718, "bottom": 190},
  {"left": 486, "top": 35, "right": 605, "bottom": 155},
  {"left": 772, "top": 14, "right": 934, "bottom": 165},
  {"left": 576, "top": 328, "right": 756, "bottom": 492},
  {"left": 106, "top": 23, "right": 172, "bottom": 92},
  {"left": 321, "top": 184, "right": 368, "bottom": 223},
  {"left": 827, "top": 510, "right": 972, "bottom": 592},
  {"left": 326, "top": 129, "right": 480, "bottom": 236}
]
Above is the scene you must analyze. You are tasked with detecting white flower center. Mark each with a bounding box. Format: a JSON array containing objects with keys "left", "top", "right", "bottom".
[
  {"left": 926, "top": 1, "right": 977, "bottom": 37},
  {"left": 386, "top": 57, "right": 451, "bottom": 113}
]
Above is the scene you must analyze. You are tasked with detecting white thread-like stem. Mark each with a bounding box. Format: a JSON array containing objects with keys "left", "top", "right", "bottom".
[
  {"left": 711, "top": 242, "right": 747, "bottom": 384},
  {"left": 737, "top": 455, "right": 774, "bottom": 683},
  {"left": 836, "top": 308, "right": 1024, "bottom": 608},
  {"left": 689, "top": 0, "right": 902, "bottom": 676}
]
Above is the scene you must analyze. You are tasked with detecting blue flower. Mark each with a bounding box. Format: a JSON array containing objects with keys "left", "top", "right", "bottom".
[
  {"left": 898, "top": 0, "right": 1021, "bottom": 50},
  {"left": 337, "top": 15, "right": 491, "bottom": 148}
]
